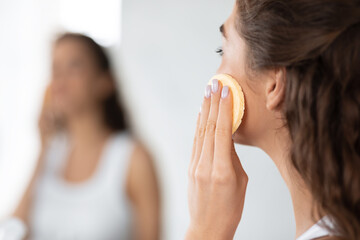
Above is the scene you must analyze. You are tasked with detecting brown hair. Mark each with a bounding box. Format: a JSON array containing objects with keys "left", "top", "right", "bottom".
[
  {"left": 55, "top": 33, "right": 128, "bottom": 132},
  {"left": 236, "top": 0, "right": 360, "bottom": 238}
]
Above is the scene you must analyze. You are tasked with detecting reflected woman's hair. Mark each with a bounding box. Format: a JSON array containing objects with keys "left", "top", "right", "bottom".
[{"left": 56, "top": 33, "right": 128, "bottom": 132}]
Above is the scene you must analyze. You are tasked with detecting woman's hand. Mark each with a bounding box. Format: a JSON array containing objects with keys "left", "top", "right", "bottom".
[
  {"left": 38, "top": 87, "right": 60, "bottom": 148},
  {"left": 38, "top": 101, "right": 57, "bottom": 147},
  {"left": 186, "top": 80, "right": 248, "bottom": 240}
]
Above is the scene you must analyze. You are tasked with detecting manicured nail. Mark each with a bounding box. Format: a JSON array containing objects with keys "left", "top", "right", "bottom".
[
  {"left": 212, "top": 79, "right": 219, "bottom": 93},
  {"left": 205, "top": 85, "right": 211, "bottom": 98},
  {"left": 221, "top": 86, "right": 229, "bottom": 98},
  {"left": 200, "top": 105, "right": 202, "bottom": 113}
]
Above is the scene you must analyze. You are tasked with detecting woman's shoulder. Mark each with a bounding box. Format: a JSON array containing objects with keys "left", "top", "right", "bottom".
[{"left": 123, "top": 133, "right": 154, "bottom": 174}]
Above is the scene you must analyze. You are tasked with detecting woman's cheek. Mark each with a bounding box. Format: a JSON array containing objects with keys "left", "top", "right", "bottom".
[{"left": 232, "top": 81, "right": 267, "bottom": 146}]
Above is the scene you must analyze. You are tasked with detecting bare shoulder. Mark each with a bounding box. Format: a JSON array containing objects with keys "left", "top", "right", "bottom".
[
  {"left": 128, "top": 140, "right": 155, "bottom": 173},
  {"left": 126, "top": 140, "right": 160, "bottom": 240},
  {"left": 130, "top": 140, "right": 152, "bottom": 161},
  {"left": 126, "top": 139, "right": 159, "bottom": 200},
  {"left": 127, "top": 139, "right": 158, "bottom": 184}
]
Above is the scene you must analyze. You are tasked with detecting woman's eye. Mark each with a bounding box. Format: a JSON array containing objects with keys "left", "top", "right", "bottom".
[{"left": 215, "top": 47, "right": 224, "bottom": 56}]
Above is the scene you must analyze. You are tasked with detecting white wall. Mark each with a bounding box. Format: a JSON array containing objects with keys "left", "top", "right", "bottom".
[{"left": 119, "top": 0, "right": 295, "bottom": 239}]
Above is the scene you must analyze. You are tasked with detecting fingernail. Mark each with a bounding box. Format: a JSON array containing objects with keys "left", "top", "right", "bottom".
[
  {"left": 221, "top": 86, "right": 229, "bottom": 98},
  {"left": 212, "top": 79, "right": 219, "bottom": 93},
  {"left": 199, "top": 105, "right": 202, "bottom": 113},
  {"left": 205, "top": 85, "right": 211, "bottom": 98}
]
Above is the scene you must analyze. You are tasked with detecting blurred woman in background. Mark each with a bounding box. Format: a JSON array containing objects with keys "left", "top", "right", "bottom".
[{"left": 12, "top": 33, "right": 160, "bottom": 240}]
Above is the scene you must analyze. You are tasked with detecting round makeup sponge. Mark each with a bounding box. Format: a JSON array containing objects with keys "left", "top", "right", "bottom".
[{"left": 208, "top": 74, "right": 245, "bottom": 134}]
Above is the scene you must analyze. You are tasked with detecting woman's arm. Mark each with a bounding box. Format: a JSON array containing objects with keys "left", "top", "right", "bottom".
[
  {"left": 12, "top": 149, "right": 44, "bottom": 224},
  {"left": 12, "top": 90, "right": 57, "bottom": 237},
  {"left": 13, "top": 135, "right": 49, "bottom": 222},
  {"left": 7, "top": 146, "right": 46, "bottom": 240},
  {"left": 126, "top": 142, "right": 161, "bottom": 240},
  {"left": 14, "top": 90, "right": 55, "bottom": 224}
]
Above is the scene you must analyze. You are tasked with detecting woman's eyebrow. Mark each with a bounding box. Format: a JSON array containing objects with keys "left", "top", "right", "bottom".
[{"left": 220, "top": 24, "right": 227, "bottom": 39}]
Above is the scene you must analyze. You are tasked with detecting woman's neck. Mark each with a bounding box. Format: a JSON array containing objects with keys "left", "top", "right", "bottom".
[
  {"left": 258, "top": 124, "right": 318, "bottom": 239},
  {"left": 67, "top": 108, "right": 111, "bottom": 148}
]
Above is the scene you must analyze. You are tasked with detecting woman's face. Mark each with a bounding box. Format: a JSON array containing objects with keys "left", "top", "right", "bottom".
[
  {"left": 51, "top": 39, "right": 107, "bottom": 118},
  {"left": 216, "top": 5, "right": 274, "bottom": 146}
]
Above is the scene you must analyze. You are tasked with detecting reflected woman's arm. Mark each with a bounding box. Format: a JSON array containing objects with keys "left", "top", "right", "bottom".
[
  {"left": 12, "top": 88, "right": 56, "bottom": 238},
  {"left": 12, "top": 149, "right": 45, "bottom": 234},
  {"left": 126, "top": 142, "right": 161, "bottom": 240}
]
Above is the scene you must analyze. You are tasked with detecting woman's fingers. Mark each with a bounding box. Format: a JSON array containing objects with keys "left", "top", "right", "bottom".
[
  {"left": 192, "top": 82, "right": 243, "bottom": 183},
  {"left": 213, "top": 86, "right": 234, "bottom": 173},
  {"left": 189, "top": 112, "right": 201, "bottom": 177},
  {"left": 190, "top": 85, "right": 211, "bottom": 177},
  {"left": 191, "top": 112, "right": 201, "bottom": 161},
  {"left": 187, "top": 82, "right": 248, "bottom": 240},
  {"left": 197, "top": 79, "right": 222, "bottom": 175}
]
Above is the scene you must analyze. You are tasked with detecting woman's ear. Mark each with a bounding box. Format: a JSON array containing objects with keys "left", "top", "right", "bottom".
[{"left": 265, "top": 67, "right": 286, "bottom": 111}]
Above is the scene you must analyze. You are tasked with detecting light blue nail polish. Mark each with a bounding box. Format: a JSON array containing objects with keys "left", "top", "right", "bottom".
[
  {"left": 221, "top": 86, "right": 229, "bottom": 98},
  {"left": 212, "top": 79, "right": 219, "bottom": 93},
  {"left": 205, "top": 85, "right": 211, "bottom": 98}
]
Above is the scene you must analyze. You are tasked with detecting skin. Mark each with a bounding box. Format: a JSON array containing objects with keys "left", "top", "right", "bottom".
[
  {"left": 186, "top": 3, "right": 341, "bottom": 240},
  {"left": 13, "top": 39, "right": 160, "bottom": 240}
]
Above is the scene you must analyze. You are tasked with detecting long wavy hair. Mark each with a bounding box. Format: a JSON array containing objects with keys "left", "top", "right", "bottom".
[
  {"left": 55, "top": 33, "right": 128, "bottom": 132},
  {"left": 236, "top": 0, "right": 360, "bottom": 239}
]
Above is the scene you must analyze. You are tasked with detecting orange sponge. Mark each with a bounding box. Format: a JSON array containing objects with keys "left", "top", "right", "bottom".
[{"left": 208, "top": 74, "right": 245, "bottom": 134}]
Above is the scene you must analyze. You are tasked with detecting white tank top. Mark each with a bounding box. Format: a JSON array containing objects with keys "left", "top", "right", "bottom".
[
  {"left": 29, "top": 131, "right": 134, "bottom": 240},
  {"left": 296, "top": 216, "right": 335, "bottom": 240}
]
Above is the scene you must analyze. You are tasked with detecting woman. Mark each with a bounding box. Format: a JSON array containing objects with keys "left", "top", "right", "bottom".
[
  {"left": 187, "top": 0, "right": 359, "bottom": 240},
  {"left": 13, "top": 33, "right": 160, "bottom": 240}
]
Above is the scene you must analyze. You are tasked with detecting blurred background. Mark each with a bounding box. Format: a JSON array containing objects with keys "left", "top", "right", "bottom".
[{"left": 0, "top": 0, "right": 295, "bottom": 239}]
